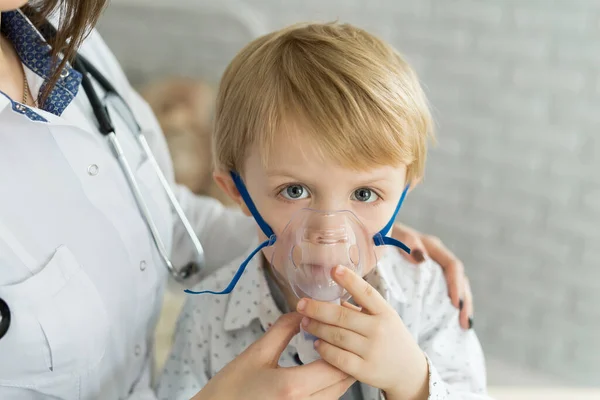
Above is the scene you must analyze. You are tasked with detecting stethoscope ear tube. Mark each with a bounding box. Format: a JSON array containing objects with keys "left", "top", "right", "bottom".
[
  {"left": 23, "top": 10, "right": 207, "bottom": 285},
  {"left": 135, "top": 134, "right": 206, "bottom": 277},
  {"left": 0, "top": 297, "right": 10, "bottom": 340},
  {"left": 106, "top": 133, "right": 177, "bottom": 274}
]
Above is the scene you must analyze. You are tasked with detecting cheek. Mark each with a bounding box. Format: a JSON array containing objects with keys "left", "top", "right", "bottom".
[
  {"left": 356, "top": 241, "right": 386, "bottom": 277},
  {"left": 356, "top": 202, "right": 399, "bottom": 236},
  {"left": 257, "top": 225, "right": 287, "bottom": 278},
  {"left": 260, "top": 246, "right": 287, "bottom": 278},
  {"left": 256, "top": 198, "right": 302, "bottom": 236}
]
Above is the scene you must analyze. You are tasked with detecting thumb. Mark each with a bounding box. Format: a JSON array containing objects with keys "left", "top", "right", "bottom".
[{"left": 247, "top": 312, "right": 303, "bottom": 365}]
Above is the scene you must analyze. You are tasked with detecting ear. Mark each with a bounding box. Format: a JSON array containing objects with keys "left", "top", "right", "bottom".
[
  {"left": 407, "top": 175, "right": 422, "bottom": 193},
  {"left": 213, "top": 170, "right": 252, "bottom": 217}
]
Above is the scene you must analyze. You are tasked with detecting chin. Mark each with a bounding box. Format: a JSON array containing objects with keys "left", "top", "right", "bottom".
[
  {"left": 0, "top": 0, "right": 28, "bottom": 12},
  {"left": 361, "top": 263, "right": 377, "bottom": 278}
]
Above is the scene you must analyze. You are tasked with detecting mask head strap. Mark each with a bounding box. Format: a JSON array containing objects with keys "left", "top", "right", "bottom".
[
  {"left": 184, "top": 236, "right": 275, "bottom": 295},
  {"left": 372, "top": 184, "right": 411, "bottom": 255},
  {"left": 184, "top": 171, "right": 277, "bottom": 295},
  {"left": 230, "top": 171, "right": 275, "bottom": 239}
]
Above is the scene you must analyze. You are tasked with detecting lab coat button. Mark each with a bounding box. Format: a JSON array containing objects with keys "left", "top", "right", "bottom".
[
  {"left": 139, "top": 260, "right": 147, "bottom": 271},
  {"left": 134, "top": 345, "right": 141, "bottom": 356},
  {"left": 87, "top": 164, "right": 99, "bottom": 176}
]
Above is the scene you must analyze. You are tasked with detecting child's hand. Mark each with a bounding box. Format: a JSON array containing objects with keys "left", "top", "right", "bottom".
[{"left": 296, "top": 265, "right": 429, "bottom": 400}]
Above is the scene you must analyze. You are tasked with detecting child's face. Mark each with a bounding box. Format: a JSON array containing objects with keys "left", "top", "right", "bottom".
[{"left": 239, "top": 129, "right": 408, "bottom": 280}]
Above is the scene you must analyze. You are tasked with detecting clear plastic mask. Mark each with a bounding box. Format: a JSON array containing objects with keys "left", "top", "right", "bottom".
[{"left": 270, "top": 208, "right": 375, "bottom": 302}]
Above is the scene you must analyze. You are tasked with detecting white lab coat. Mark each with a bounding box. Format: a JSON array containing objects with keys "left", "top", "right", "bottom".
[{"left": 0, "top": 10, "right": 254, "bottom": 400}]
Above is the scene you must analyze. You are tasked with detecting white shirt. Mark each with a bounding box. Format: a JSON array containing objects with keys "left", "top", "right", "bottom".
[
  {"left": 156, "top": 239, "right": 491, "bottom": 400},
  {"left": 0, "top": 9, "right": 254, "bottom": 400}
]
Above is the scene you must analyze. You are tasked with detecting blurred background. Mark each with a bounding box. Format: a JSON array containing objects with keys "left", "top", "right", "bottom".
[{"left": 96, "top": 0, "right": 599, "bottom": 397}]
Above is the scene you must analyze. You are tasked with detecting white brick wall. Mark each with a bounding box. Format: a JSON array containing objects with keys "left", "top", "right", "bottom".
[{"left": 99, "top": 0, "right": 600, "bottom": 385}]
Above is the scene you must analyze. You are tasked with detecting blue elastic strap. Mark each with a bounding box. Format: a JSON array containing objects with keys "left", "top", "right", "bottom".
[
  {"left": 373, "top": 235, "right": 411, "bottom": 254},
  {"left": 184, "top": 172, "right": 277, "bottom": 295},
  {"left": 184, "top": 236, "right": 276, "bottom": 295},
  {"left": 230, "top": 171, "right": 275, "bottom": 238},
  {"left": 373, "top": 184, "right": 411, "bottom": 255}
]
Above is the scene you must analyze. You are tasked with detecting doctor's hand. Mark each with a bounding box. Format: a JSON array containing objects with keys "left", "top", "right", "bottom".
[
  {"left": 192, "top": 312, "right": 355, "bottom": 400},
  {"left": 391, "top": 222, "right": 473, "bottom": 330},
  {"left": 297, "top": 266, "right": 429, "bottom": 400}
]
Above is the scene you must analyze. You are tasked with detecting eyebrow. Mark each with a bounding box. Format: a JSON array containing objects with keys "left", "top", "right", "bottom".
[
  {"left": 266, "top": 170, "right": 393, "bottom": 186},
  {"left": 265, "top": 170, "right": 299, "bottom": 178}
]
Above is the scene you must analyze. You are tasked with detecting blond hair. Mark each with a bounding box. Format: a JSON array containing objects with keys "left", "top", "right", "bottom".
[{"left": 213, "top": 22, "right": 434, "bottom": 185}]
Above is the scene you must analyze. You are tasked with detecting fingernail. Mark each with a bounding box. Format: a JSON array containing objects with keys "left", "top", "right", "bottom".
[
  {"left": 297, "top": 299, "right": 307, "bottom": 311},
  {"left": 459, "top": 299, "right": 464, "bottom": 311},
  {"left": 412, "top": 249, "right": 425, "bottom": 263},
  {"left": 314, "top": 339, "right": 321, "bottom": 348},
  {"left": 334, "top": 265, "right": 345, "bottom": 276},
  {"left": 468, "top": 317, "right": 474, "bottom": 329},
  {"left": 301, "top": 317, "right": 310, "bottom": 327}
]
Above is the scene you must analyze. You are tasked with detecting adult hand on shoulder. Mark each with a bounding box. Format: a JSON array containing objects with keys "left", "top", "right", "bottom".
[
  {"left": 391, "top": 222, "right": 474, "bottom": 330},
  {"left": 192, "top": 312, "right": 355, "bottom": 400}
]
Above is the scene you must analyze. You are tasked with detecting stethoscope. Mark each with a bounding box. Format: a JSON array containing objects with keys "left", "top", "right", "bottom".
[
  {"left": 34, "top": 14, "right": 207, "bottom": 283},
  {"left": 0, "top": 15, "right": 208, "bottom": 341},
  {"left": 70, "top": 53, "right": 206, "bottom": 284}
]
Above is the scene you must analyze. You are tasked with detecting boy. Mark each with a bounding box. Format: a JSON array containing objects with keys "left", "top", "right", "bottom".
[{"left": 157, "top": 22, "right": 489, "bottom": 400}]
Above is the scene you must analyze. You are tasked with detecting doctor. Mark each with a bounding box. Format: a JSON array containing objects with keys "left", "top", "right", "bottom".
[{"left": 0, "top": 0, "right": 474, "bottom": 399}]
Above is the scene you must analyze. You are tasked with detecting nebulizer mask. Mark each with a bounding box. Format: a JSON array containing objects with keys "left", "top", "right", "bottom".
[
  {"left": 186, "top": 172, "right": 411, "bottom": 363},
  {"left": 271, "top": 208, "right": 372, "bottom": 303}
]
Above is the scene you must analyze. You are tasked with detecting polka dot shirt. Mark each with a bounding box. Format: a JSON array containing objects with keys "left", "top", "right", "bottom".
[{"left": 156, "top": 240, "right": 490, "bottom": 400}]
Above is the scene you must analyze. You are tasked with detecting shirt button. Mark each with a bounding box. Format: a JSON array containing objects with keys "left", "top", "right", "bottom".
[
  {"left": 134, "top": 345, "right": 141, "bottom": 356},
  {"left": 139, "top": 260, "right": 147, "bottom": 271},
  {"left": 60, "top": 69, "right": 70, "bottom": 78},
  {"left": 14, "top": 103, "right": 25, "bottom": 112},
  {"left": 87, "top": 164, "right": 99, "bottom": 176}
]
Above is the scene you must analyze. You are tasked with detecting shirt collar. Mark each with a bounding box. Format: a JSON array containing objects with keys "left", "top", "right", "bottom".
[
  {"left": 365, "top": 249, "right": 408, "bottom": 304},
  {"left": 0, "top": 9, "right": 82, "bottom": 117},
  {"left": 223, "top": 245, "right": 407, "bottom": 332},
  {"left": 223, "top": 241, "right": 283, "bottom": 332},
  {"left": 0, "top": 90, "right": 48, "bottom": 122}
]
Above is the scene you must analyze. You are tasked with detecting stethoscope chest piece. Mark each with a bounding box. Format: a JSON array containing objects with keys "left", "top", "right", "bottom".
[{"left": 0, "top": 297, "right": 10, "bottom": 340}]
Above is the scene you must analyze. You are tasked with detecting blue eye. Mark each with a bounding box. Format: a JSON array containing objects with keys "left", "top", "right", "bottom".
[
  {"left": 352, "top": 188, "right": 378, "bottom": 203},
  {"left": 281, "top": 184, "right": 309, "bottom": 200}
]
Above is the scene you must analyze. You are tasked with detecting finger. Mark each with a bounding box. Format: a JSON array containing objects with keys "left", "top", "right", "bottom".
[
  {"left": 331, "top": 265, "right": 388, "bottom": 314},
  {"left": 314, "top": 339, "right": 363, "bottom": 378},
  {"left": 390, "top": 223, "right": 428, "bottom": 263},
  {"left": 297, "top": 298, "right": 372, "bottom": 336},
  {"left": 422, "top": 234, "right": 465, "bottom": 309},
  {"left": 302, "top": 318, "right": 369, "bottom": 356},
  {"left": 444, "top": 261, "right": 465, "bottom": 309},
  {"left": 341, "top": 301, "right": 362, "bottom": 312},
  {"left": 248, "top": 312, "right": 302, "bottom": 364},
  {"left": 409, "top": 247, "right": 427, "bottom": 264},
  {"left": 460, "top": 277, "right": 474, "bottom": 330},
  {"left": 285, "top": 359, "right": 349, "bottom": 394},
  {"left": 309, "top": 376, "right": 356, "bottom": 399}
]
